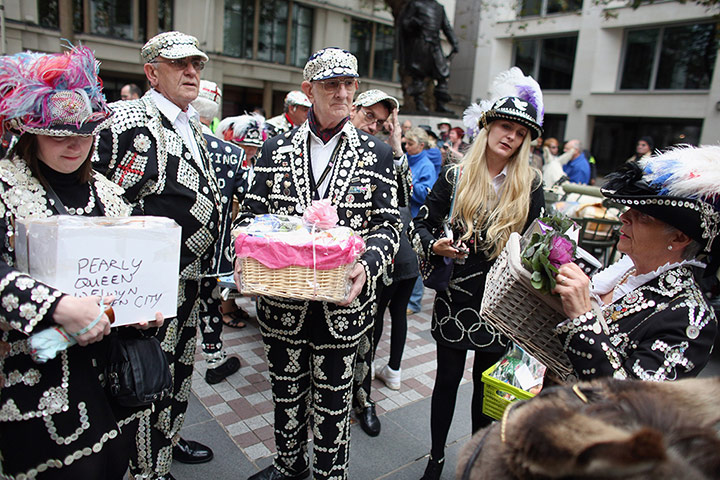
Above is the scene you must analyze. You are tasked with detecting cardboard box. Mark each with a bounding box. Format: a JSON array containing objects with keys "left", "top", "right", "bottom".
[{"left": 15, "top": 216, "right": 181, "bottom": 326}]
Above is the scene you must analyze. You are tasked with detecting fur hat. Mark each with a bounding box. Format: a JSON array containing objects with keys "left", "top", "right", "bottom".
[
  {"left": 303, "top": 48, "right": 358, "bottom": 82},
  {"left": 141, "top": 31, "right": 208, "bottom": 63},
  {"left": 0, "top": 45, "right": 112, "bottom": 137},
  {"left": 462, "top": 67, "right": 544, "bottom": 140},
  {"left": 602, "top": 145, "right": 720, "bottom": 262}
]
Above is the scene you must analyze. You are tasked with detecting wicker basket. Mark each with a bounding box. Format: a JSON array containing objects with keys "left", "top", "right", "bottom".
[
  {"left": 480, "top": 232, "right": 575, "bottom": 380},
  {"left": 481, "top": 362, "right": 535, "bottom": 420},
  {"left": 240, "top": 257, "right": 350, "bottom": 303}
]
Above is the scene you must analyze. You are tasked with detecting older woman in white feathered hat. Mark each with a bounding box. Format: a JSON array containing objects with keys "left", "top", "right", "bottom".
[{"left": 554, "top": 145, "right": 719, "bottom": 381}]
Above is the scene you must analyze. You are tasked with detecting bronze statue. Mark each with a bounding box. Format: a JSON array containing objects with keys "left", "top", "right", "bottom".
[{"left": 398, "top": 0, "right": 459, "bottom": 114}]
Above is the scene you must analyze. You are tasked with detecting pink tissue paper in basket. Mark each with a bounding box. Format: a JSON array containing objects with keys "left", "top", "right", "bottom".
[
  {"left": 235, "top": 232, "right": 365, "bottom": 269},
  {"left": 235, "top": 200, "right": 365, "bottom": 270}
]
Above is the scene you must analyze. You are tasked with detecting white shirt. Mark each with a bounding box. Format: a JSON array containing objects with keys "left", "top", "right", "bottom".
[
  {"left": 491, "top": 165, "right": 508, "bottom": 195},
  {"left": 150, "top": 89, "right": 202, "bottom": 162},
  {"left": 308, "top": 128, "right": 343, "bottom": 200}
]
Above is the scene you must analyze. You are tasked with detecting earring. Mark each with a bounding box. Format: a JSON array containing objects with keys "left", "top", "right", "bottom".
[{"left": 667, "top": 245, "right": 673, "bottom": 251}]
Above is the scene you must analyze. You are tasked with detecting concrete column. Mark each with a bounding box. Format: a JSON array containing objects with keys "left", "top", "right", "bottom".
[
  {"left": 58, "top": 0, "right": 74, "bottom": 43},
  {"left": 147, "top": 0, "right": 159, "bottom": 39},
  {"left": 263, "top": 81, "right": 273, "bottom": 119}
]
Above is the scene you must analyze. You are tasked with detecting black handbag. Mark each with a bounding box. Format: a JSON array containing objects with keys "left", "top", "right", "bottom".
[
  {"left": 420, "top": 168, "right": 461, "bottom": 291},
  {"left": 106, "top": 332, "right": 172, "bottom": 407}
]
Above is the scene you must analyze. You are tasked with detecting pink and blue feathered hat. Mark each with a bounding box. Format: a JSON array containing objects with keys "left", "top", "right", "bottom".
[{"left": 0, "top": 45, "right": 112, "bottom": 137}]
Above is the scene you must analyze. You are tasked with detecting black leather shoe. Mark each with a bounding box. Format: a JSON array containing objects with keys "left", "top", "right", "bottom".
[
  {"left": 419, "top": 456, "right": 444, "bottom": 480},
  {"left": 205, "top": 356, "right": 241, "bottom": 385},
  {"left": 248, "top": 465, "right": 310, "bottom": 480},
  {"left": 172, "top": 438, "right": 214, "bottom": 464},
  {"left": 358, "top": 405, "right": 381, "bottom": 437}
]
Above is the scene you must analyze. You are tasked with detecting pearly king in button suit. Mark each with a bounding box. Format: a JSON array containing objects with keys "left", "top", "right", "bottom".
[
  {"left": 93, "top": 31, "right": 221, "bottom": 478},
  {"left": 238, "top": 48, "right": 400, "bottom": 480}
]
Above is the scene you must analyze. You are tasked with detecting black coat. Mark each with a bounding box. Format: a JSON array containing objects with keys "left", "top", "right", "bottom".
[
  {"left": 557, "top": 265, "right": 717, "bottom": 380},
  {"left": 239, "top": 121, "right": 401, "bottom": 342},
  {"left": 412, "top": 166, "right": 544, "bottom": 351}
]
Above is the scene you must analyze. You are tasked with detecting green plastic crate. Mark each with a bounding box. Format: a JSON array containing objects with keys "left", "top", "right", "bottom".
[{"left": 481, "top": 362, "right": 536, "bottom": 420}]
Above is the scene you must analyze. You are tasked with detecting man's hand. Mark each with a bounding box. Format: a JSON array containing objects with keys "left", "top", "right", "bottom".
[
  {"left": 233, "top": 257, "right": 243, "bottom": 292},
  {"left": 338, "top": 263, "right": 367, "bottom": 306},
  {"left": 387, "top": 109, "right": 403, "bottom": 157}
]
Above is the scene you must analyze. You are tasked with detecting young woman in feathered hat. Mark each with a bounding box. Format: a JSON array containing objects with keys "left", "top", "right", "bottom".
[
  {"left": 554, "top": 145, "right": 718, "bottom": 381},
  {"left": 0, "top": 45, "right": 162, "bottom": 478},
  {"left": 411, "top": 67, "right": 546, "bottom": 480}
]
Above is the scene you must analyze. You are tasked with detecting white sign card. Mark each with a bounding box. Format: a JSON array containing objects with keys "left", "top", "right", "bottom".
[{"left": 16, "top": 216, "right": 181, "bottom": 327}]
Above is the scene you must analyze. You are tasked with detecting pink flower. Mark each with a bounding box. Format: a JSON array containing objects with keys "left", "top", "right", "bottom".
[
  {"left": 303, "top": 199, "right": 339, "bottom": 230},
  {"left": 548, "top": 235, "right": 573, "bottom": 266}
]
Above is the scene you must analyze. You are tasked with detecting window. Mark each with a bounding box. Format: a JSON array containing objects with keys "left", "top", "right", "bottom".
[
  {"left": 349, "top": 19, "right": 396, "bottom": 82},
  {"left": 519, "top": 0, "right": 582, "bottom": 17},
  {"left": 620, "top": 23, "right": 717, "bottom": 90},
  {"left": 223, "top": 0, "right": 254, "bottom": 59},
  {"left": 513, "top": 35, "right": 578, "bottom": 90},
  {"left": 90, "top": 0, "right": 134, "bottom": 40},
  {"left": 36, "top": 0, "right": 173, "bottom": 41},
  {"left": 224, "top": 0, "right": 313, "bottom": 68}
]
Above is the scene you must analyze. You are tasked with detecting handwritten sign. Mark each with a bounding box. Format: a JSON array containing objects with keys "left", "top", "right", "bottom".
[{"left": 15, "top": 216, "right": 181, "bottom": 327}]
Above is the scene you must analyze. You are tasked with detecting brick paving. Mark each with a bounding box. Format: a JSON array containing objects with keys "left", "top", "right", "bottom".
[{"left": 189, "top": 289, "right": 472, "bottom": 462}]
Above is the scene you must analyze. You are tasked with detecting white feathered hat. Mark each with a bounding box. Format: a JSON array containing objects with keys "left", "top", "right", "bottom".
[
  {"left": 463, "top": 67, "right": 544, "bottom": 140},
  {"left": 602, "top": 145, "right": 720, "bottom": 265}
]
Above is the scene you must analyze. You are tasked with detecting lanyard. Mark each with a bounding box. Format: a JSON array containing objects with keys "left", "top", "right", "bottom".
[{"left": 307, "top": 137, "right": 344, "bottom": 200}]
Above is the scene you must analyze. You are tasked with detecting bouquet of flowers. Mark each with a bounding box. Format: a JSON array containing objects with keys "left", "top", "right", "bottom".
[{"left": 520, "top": 215, "right": 577, "bottom": 295}]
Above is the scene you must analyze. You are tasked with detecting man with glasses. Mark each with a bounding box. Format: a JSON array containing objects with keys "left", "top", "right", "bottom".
[
  {"left": 94, "top": 31, "right": 221, "bottom": 480},
  {"left": 347, "top": 89, "right": 409, "bottom": 436},
  {"left": 237, "top": 48, "right": 400, "bottom": 480}
]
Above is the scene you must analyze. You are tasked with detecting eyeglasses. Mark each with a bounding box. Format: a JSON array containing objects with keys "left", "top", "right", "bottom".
[
  {"left": 152, "top": 58, "right": 206, "bottom": 71},
  {"left": 315, "top": 78, "right": 358, "bottom": 93},
  {"left": 360, "top": 108, "right": 388, "bottom": 128}
]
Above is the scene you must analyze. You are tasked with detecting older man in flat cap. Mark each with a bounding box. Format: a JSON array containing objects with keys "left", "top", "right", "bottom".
[
  {"left": 94, "top": 31, "right": 221, "bottom": 479},
  {"left": 265, "top": 90, "right": 312, "bottom": 138},
  {"left": 236, "top": 48, "right": 400, "bottom": 480}
]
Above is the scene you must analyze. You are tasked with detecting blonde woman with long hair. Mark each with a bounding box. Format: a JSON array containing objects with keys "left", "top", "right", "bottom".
[{"left": 411, "top": 68, "right": 546, "bottom": 480}]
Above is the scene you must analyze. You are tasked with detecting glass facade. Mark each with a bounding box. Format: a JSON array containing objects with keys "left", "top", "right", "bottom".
[
  {"left": 519, "top": 0, "right": 582, "bottom": 17},
  {"left": 513, "top": 35, "right": 578, "bottom": 90},
  {"left": 350, "top": 18, "right": 395, "bottom": 81},
  {"left": 620, "top": 22, "right": 717, "bottom": 90}
]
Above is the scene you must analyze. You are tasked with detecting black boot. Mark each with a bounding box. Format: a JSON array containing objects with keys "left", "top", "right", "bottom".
[
  {"left": 248, "top": 465, "right": 310, "bottom": 480},
  {"left": 172, "top": 438, "right": 214, "bottom": 464},
  {"left": 205, "top": 356, "right": 241, "bottom": 385},
  {"left": 419, "top": 456, "right": 444, "bottom": 480},
  {"left": 414, "top": 97, "right": 430, "bottom": 114},
  {"left": 358, "top": 404, "right": 381, "bottom": 437},
  {"left": 435, "top": 102, "right": 454, "bottom": 114}
]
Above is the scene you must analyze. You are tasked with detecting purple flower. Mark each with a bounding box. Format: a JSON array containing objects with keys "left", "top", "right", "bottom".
[{"left": 548, "top": 235, "right": 573, "bottom": 267}]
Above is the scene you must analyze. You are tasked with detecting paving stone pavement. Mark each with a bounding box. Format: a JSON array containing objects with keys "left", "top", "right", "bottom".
[
  {"left": 171, "top": 289, "right": 720, "bottom": 480},
  {"left": 171, "top": 288, "right": 476, "bottom": 479}
]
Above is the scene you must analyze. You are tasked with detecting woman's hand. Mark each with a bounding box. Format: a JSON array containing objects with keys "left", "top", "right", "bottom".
[
  {"left": 553, "top": 263, "right": 593, "bottom": 319},
  {"left": 53, "top": 295, "right": 114, "bottom": 346},
  {"left": 134, "top": 311, "right": 164, "bottom": 330},
  {"left": 432, "top": 237, "right": 468, "bottom": 261}
]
